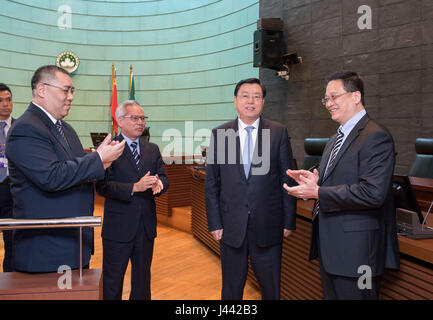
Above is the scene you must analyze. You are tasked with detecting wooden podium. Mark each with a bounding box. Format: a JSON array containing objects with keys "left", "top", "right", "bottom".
[
  {"left": 0, "top": 269, "right": 102, "bottom": 300},
  {"left": 0, "top": 216, "right": 102, "bottom": 300}
]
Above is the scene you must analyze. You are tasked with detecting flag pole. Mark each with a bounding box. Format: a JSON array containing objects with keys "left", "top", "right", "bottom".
[
  {"left": 111, "top": 62, "right": 115, "bottom": 136},
  {"left": 129, "top": 64, "right": 133, "bottom": 98},
  {"left": 130, "top": 64, "right": 132, "bottom": 90}
]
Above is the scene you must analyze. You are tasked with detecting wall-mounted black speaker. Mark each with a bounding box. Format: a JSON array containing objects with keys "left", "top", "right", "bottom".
[{"left": 253, "top": 18, "right": 284, "bottom": 70}]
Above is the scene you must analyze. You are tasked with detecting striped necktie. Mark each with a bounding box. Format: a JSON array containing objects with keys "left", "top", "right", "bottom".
[
  {"left": 243, "top": 126, "right": 254, "bottom": 178},
  {"left": 55, "top": 120, "right": 68, "bottom": 144},
  {"left": 131, "top": 141, "right": 140, "bottom": 167},
  {"left": 0, "top": 122, "right": 7, "bottom": 182},
  {"left": 312, "top": 128, "right": 344, "bottom": 221}
]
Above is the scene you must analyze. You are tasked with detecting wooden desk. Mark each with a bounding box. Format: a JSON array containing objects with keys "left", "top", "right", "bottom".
[
  {"left": 189, "top": 168, "right": 433, "bottom": 300},
  {"left": 155, "top": 156, "right": 202, "bottom": 216}
]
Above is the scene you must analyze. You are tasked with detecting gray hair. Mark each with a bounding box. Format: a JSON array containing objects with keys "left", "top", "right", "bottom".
[{"left": 115, "top": 100, "right": 142, "bottom": 120}]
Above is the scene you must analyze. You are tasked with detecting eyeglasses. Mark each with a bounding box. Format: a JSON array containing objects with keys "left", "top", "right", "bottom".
[
  {"left": 43, "top": 83, "right": 75, "bottom": 95},
  {"left": 321, "top": 92, "right": 351, "bottom": 106},
  {"left": 238, "top": 93, "right": 263, "bottom": 101},
  {"left": 122, "top": 115, "right": 147, "bottom": 122}
]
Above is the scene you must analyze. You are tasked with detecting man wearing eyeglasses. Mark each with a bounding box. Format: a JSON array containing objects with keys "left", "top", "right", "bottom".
[
  {"left": 6, "top": 65, "right": 125, "bottom": 273},
  {"left": 0, "top": 83, "right": 14, "bottom": 272},
  {"left": 283, "top": 71, "right": 400, "bottom": 299},
  {"left": 97, "top": 100, "right": 168, "bottom": 300},
  {"left": 205, "top": 78, "right": 296, "bottom": 299}
]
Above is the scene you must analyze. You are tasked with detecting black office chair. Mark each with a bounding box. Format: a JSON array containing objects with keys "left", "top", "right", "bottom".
[
  {"left": 408, "top": 138, "right": 433, "bottom": 179},
  {"left": 301, "top": 138, "right": 329, "bottom": 170}
]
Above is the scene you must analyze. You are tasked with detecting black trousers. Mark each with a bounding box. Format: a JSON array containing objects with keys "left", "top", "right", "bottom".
[
  {"left": 102, "top": 218, "right": 154, "bottom": 300},
  {"left": 315, "top": 221, "right": 381, "bottom": 300},
  {"left": 0, "top": 183, "right": 13, "bottom": 272},
  {"left": 319, "top": 263, "right": 381, "bottom": 300},
  {"left": 220, "top": 217, "right": 282, "bottom": 300}
]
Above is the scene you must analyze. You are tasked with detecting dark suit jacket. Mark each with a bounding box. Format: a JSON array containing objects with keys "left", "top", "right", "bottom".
[
  {"left": 6, "top": 103, "right": 105, "bottom": 272},
  {"left": 310, "top": 114, "right": 400, "bottom": 277},
  {"left": 205, "top": 117, "right": 296, "bottom": 248},
  {"left": 96, "top": 135, "right": 168, "bottom": 242}
]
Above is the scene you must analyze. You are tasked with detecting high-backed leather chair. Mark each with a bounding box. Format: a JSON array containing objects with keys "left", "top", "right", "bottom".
[
  {"left": 301, "top": 138, "right": 329, "bottom": 170},
  {"left": 408, "top": 138, "right": 433, "bottom": 179}
]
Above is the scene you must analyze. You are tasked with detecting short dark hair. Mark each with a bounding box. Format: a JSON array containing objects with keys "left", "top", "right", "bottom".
[
  {"left": 234, "top": 78, "right": 266, "bottom": 98},
  {"left": 0, "top": 83, "right": 12, "bottom": 97},
  {"left": 326, "top": 71, "right": 365, "bottom": 105},
  {"left": 31, "top": 65, "right": 70, "bottom": 91}
]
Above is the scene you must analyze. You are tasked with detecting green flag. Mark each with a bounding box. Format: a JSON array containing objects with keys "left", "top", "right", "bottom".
[{"left": 129, "top": 72, "right": 135, "bottom": 100}]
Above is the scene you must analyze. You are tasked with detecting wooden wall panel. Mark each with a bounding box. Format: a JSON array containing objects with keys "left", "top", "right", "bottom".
[{"left": 156, "top": 163, "right": 193, "bottom": 216}]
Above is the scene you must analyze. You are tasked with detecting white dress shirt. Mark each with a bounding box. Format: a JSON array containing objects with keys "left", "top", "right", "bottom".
[{"left": 238, "top": 117, "right": 260, "bottom": 162}]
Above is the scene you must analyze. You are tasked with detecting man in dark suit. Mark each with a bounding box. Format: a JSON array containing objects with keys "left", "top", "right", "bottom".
[
  {"left": 205, "top": 78, "right": 296, "bottom": 300},
  {"left": 284, "top": 71, "right": 400, "bottom": 299},
  {"left": 97, "top": 100, "right": 168, "bottom": 300},
  {"left": 6, "top": 65, "right": 125, "bottom": 273},
  {"left": 0, "top": 83, "right": 14, "bottom": 271}
]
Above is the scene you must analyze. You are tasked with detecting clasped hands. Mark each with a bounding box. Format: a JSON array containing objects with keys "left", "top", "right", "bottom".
[
  {"left": 283, "top": 169, "right": 320, "bottom": 200},
  {"left": 133, "top": 171, "right": 164, "bottom": 195}
]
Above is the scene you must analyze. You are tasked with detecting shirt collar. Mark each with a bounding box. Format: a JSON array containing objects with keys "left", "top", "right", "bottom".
[
  {"left": 238, "top": 117, "right": 260, "bottom": 132},
  {"left": 0, "top": 116, "right": 12, "bottom": 128},
  {"left": 339, "top": 109, "right": 366, "bottom": 136},
  {"left": 121, "top": 133, "right": 139, "bottom": 147},
  {"left": 32, "top": 102, "right": 58, "bottom": 124}
]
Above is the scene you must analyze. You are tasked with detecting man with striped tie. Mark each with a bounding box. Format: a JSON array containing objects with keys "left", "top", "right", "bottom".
[
  {"left": 97, "top": 100, "right": 168, "bottom": 300},
  {"left": 6, "top": 65, "right": 125, "bottom": 273},
  {"left": 283, "top": 71, "right": 400, "bottom": 300}
]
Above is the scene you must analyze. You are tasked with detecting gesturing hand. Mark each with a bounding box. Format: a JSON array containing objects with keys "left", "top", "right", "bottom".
[
  {"left": 95, "top": 134, "right": 126, "bottom": 169},
  {"left": 283, "top": 169, "right": 319, "bottom": 200}
]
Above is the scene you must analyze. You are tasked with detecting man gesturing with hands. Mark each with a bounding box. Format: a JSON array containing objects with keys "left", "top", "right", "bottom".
[
  {"left": 6, "top": 65, "right": 125, "bottom": 273},
  {"left": 97, "top": 100, "right": 168, "bottom": 300}
]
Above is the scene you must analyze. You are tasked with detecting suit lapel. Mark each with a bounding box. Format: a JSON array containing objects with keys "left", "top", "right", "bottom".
[
  {"left": 321, "top": 114, "right": 370, "bottom": 184},
  {"left": 29, "top": 103, "right": 74, "bottom": 158},
  {"left": 318, "top": 135, "right": 335, "bottom": 184},
  {"left": 138, "top": 138, "right": 148, "bottom": 174},
  {"left": 232, "top": 119, "right": 247, "bottom": 180}
]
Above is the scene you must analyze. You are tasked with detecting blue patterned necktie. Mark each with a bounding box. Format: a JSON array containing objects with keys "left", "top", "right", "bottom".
[
  {"left": 243, "top": 126, "right": 254, "bottom": 178},
  {"left": 0, "top": 122, "right": 7, "bottom": 182},
  {"left": 55, "top": 120, "right": 68, "bottom": 145},
  {"left": 312, "top": 128, "right": 344, "bottom": 221},
  {"left": 131, "top": 141, "right": 140, "bottom": 167}
]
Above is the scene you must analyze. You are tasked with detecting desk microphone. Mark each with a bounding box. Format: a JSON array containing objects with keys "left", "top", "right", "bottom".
[{"left": 421, "top": 200, "right": 433, "bottom": 229}]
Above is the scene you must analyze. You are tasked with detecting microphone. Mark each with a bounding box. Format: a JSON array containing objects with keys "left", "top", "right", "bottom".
[{"left": 421, "top": 200, "right": 433, "bottom": 229}]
